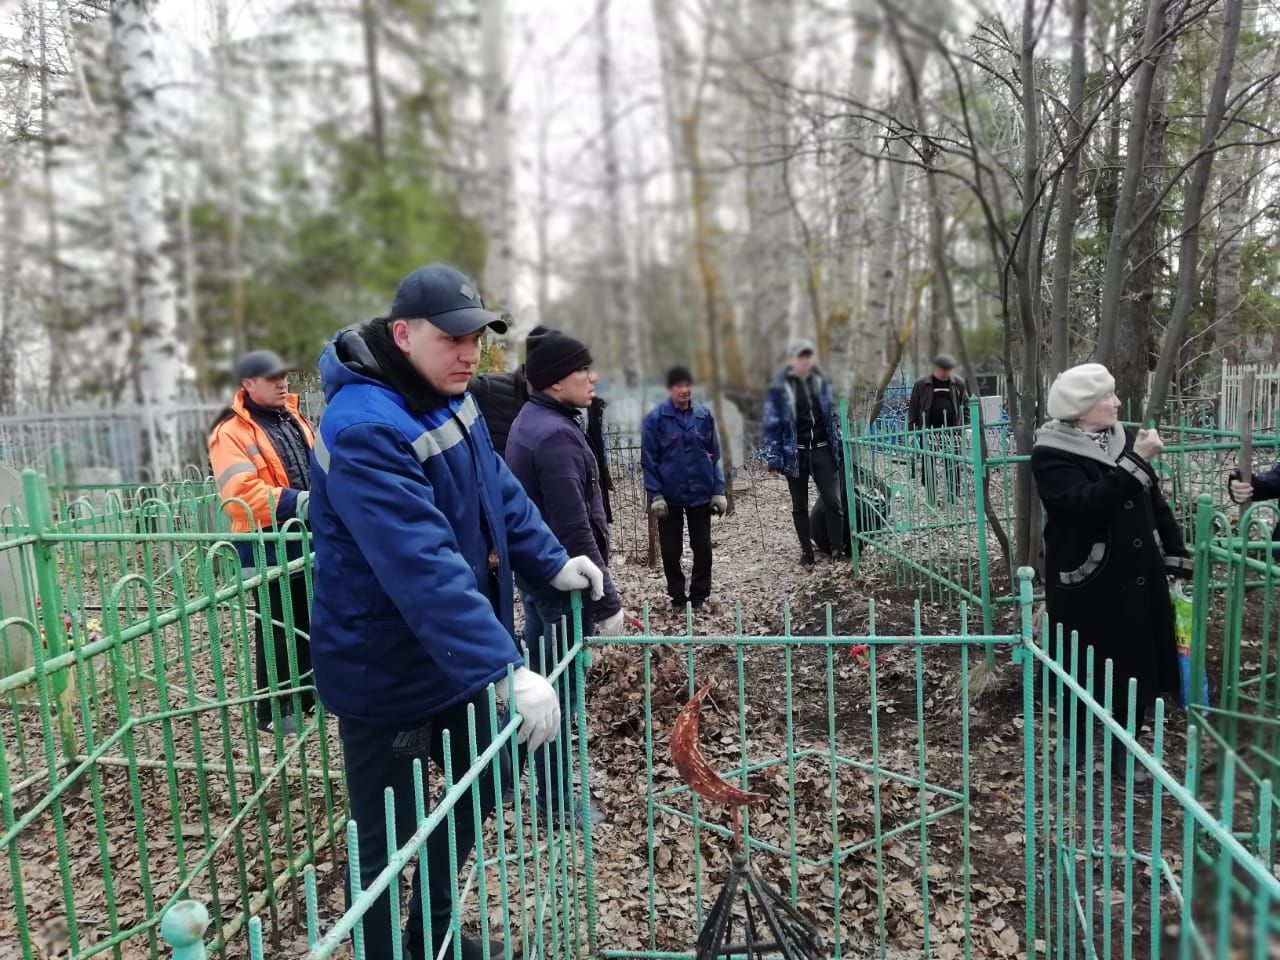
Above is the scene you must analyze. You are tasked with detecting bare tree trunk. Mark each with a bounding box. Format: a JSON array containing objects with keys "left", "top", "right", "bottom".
[
  {"left": 825, "top": 0, "right": 880, "bottom": 390},
  {"left": 179, "top": 177, "right": 205, "bottom": 395},
  {"left": 1048, "top": 0, "right": 1088, "bottom": 377},
  {"left": 1211, "top": 0, "right": 1262, "bottom": 381},
  {"left": 1115, "top": 33, "right": 1174, "bottom": 418},
  {"left": 215, "top": 0, "right": 247, "bottom": 359},
  {"left": 1146, "top": 0, "right": 1243, "bottom": 422},
  {"left": 116, "top": 0, "right": 180, "bottom": 475},
  {"left": 480, "top": 0, "right": 517, "bottom": 362},
  {"left": 39, "top": 0, "right": 66, "bottom": 402},
  {"left": 360, "top": 0, "right": 387, "bottom": 167},
  {"left": 0, "top": 0, "right": 36, "bottom": 412},
  {"left": 1096, "top": 0, "right": 1169, "bottom": 364},
  {"left": 1012, "top": 0, "right": 1043, "bottom": 570},
  {"left": 652, "top": 0, "right": 710, "bottom": 380},
  {"left": 595, "top": 0, "right": 642, "bottom": 386},
  {"left": 739, "top": 0, "right": 799, "bottom": 386}
]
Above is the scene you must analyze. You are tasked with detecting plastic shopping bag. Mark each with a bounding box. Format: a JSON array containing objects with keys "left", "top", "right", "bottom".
[{"left": 1171, "top": 582, "right": 1209, "bottom": 708}]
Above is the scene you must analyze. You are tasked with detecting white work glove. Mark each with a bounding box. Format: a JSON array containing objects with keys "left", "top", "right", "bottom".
[
  {"left": 550, "top": 556, "right": 605, "bottom": 601},
  {"left": 649, "top": 497, "right": 669, "bottom": 520},
  {"left": 595, "top": 609, "right": 626, "bottom": 636},
  {"left": 294, "top": 490, "right": 310, "bottom": 521},
  {"left": 495, "top": 666, "right": 562, "bottom": 749},
  {"left": 710, "top": 495, "right": 727, "bottom": 516},
  {"left": 1229, "top": 476, "right": 1253, "bottom": 504},
  {"left": 1134, "top": 428, "right": 1163, "bottom": 461}
]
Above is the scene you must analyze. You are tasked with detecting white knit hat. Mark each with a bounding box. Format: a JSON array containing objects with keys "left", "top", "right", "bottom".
[{"left": 1047, "top": 363, "right": 1116, "bottom": 421}]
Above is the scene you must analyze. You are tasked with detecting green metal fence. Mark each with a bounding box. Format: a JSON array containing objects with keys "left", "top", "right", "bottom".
[
  {"left": 843, "top": 398, "right": 1280, "bottom": 626},
  {"left": 2, "top": 472, "right": 339, "bottom": 960},
  {"left": 218, "top": 572, "right": 1274, "bottom": 959},
  {"left": 1187, "top": 495, "right": 1280, "bottom": 883}
]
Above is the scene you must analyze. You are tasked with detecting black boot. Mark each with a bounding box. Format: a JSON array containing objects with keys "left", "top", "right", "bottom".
[
  {"left": 407, "top": 931, "right": 506, "bottom": 960},
  {"left": 800, "top": 549, "right": 816, "bottom": 567}
]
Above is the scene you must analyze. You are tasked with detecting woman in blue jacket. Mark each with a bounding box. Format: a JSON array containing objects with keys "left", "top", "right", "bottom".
[{"left": 308, "top": 266, "right": 604, "bottom": 960}]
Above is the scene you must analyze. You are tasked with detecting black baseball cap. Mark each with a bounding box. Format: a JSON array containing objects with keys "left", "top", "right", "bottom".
[
  {"left": 388, "top": 265, "right": 509, "bottom": 335},
  {"left": 235, "top": 350, "right": 293, "bottom": 381}
]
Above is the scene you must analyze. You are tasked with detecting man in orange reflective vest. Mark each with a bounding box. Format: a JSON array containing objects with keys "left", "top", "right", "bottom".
[{"left": 208, "top": 350, "right": 316, "bottom": 734}]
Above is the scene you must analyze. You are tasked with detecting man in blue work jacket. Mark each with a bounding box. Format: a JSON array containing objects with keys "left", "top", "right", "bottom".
[
  {"left": 642, "top": 365, "right": 727, "bottom": 612},
  {"left": 307, "top": 264, "right": 604, "bottom": 960}
]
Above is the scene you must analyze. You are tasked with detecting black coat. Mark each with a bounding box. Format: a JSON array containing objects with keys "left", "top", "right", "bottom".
[
  {"left": 907, "top": 375, "right": 970, "bottom": 430},
  {"left": 469, "top": 369, "right": 529, "bottom": 458},
  {"left": 1031, "top": 425, "right": 1191, "bottom": 709}
]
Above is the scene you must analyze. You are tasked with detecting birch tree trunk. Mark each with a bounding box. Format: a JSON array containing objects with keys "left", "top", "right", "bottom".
[
  {"left": 740, "top": 0, "right": 799, "bottom": 387},
  {"left": 595, "top": 0, "right": 642, "bottom": 385},
  {"left": 116, "top": 0, "right": 181, "bottom": 475},
  {"left": 1146, "top": 0, "right": 1243, "bottom": 422},
  {"left": 1095, "top": 0, "right": 1168, "bottom": 364},
  {"left": 215, "top": 0, "right": 247, "bottom": 360},
  {"left": 826, "top": 0, "right": 881, "bottom": 392},
  {"left": 40, "top": 0, "right": 66, "bottom": 402},
  {"left": 1048, "top": 0, "right": 1088, "bottom": 377},
  {"left": 479, "top": 0, "right": 517, "bottom": 363},
  {"left": 0, "top": 0, "right": 36, "bottom": 412}
]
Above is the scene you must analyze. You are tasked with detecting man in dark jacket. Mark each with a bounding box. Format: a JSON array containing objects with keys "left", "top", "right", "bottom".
[
  {"left": 308, "top": 265, "right": 605, "bottom": 960},
  {"left": 642, "top": 366, "right": 726, "bottom": 611},
  {"left": 762, "top": 342, "right": 844, "bottom": 565},
  {"left": 505, "top": 326, "right": 624, "bottom": 823},
  {"left": 907, "top": 354, "right": 970, "bottom": 431},
  {"left": 470, "top": 364, "right": 614, "bottom": 520},
  {"left": 208, "top": 350, "right": 316, "bottom": 734},
  {"left": 1229, "top": 464, "right": 1280, "bottom": 538},
  {"left": 907, "top": 354, "right": 970, "bottom": 502}
]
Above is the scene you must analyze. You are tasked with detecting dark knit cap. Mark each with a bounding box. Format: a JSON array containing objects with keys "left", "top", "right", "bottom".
[
  {"left": 525, "top": 326, "right": 593, "bottom": 390},
  {"left": 667, "top": 365, "right": 694, "bottom": 388}
]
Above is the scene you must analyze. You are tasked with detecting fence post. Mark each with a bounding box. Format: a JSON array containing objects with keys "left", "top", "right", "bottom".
[
  {"left": 840, "top": 396, "right": 860, "bottom": 574},
  {"left": 969, "top": 397, "right": 995, "bottom": 668},
  {"left": 160, "top": 900, "right": 211, "bottom": 960},
  {"left": 23, "top": 470, "right": 78, "bottom": 764}
]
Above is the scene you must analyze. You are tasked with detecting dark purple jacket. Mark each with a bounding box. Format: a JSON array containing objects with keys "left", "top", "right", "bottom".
[{"left": 506, "top": 391, "right": 622, "bottom": 619}]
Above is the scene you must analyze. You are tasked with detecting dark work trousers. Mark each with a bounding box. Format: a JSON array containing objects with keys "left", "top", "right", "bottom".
[
  {"left": 657, "top": 505, "right": 713, "bottom": 606},
  {"left": 521, "top": 592, "right": 594, "bottom": 808},
  {"left": 340, "top": 695, "right": 502, "bottom": 960},
  {"left": 786, "top": 446, "right": 844, "bottom": 556},
  {"left": 252, "top": 572, "right": 314, "bottom": 724}
]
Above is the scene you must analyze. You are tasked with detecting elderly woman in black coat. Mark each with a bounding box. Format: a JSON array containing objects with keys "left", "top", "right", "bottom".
[{"left": 1031, "top": 364, "right": 1193, "bottom": 768}]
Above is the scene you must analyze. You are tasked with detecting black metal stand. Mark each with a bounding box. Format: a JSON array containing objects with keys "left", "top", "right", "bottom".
[{"left": 693, "top": 853, "right": 828, "bottom": 960}]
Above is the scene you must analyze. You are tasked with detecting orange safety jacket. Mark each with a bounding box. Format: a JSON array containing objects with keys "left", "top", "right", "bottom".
[{"left": 207, "top": 391, "right": 316, "bottom": 533}]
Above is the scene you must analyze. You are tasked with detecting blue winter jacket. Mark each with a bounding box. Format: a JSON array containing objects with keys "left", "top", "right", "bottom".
[
  {"left": 762, "top": 366, "right": 842, "bottom": 479},
  {"left": 641, "top": 400, "right": 726, "bottom": 507},
  {"left": 308, "top": 331, "right": 570, "bottom": 725}
]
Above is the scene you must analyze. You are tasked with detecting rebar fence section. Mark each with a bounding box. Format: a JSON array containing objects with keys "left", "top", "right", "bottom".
[
  {"left": 842, "top": 396, "right": 1280, "bottom": 623},
  {"left": 1188, "top": 496, "right": 1280, "bottom": 883},
  {"left": 2, "top": 472, "right": 339, "bottom": 960},
  {"left": 6, "top": 466, "right": 1280, "bottom": 960}
]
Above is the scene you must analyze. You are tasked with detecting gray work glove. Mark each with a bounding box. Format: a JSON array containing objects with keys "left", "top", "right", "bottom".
[
  {"left": 710, "top": 495, "right": 727, "bottom": 516},
  {"left": 649, "top": 497, "right": 669, "bottom": 521}
]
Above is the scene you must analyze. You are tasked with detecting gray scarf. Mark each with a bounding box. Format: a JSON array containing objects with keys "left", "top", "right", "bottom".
[{"left": 1032, "top": 419, "right": 1126, "bottom": 468}]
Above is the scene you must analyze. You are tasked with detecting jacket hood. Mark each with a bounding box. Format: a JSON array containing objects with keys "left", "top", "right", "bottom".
[
  {"left": 318, "top": 326, "right": 388, "bottom": 402},
  {"left": 773, "top": 364, "right": 827, "bottom": 388}
]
